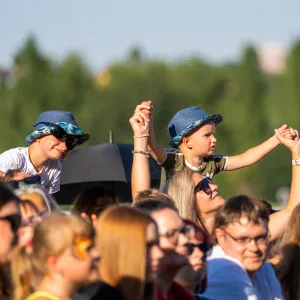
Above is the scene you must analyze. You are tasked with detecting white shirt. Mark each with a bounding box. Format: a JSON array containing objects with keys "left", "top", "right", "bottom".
[
  {"left": 200, "top": 245, "right": 283, "bottom": 300},
  {"left": 0, "top": 147, "right": 61, "bottom": 194}
]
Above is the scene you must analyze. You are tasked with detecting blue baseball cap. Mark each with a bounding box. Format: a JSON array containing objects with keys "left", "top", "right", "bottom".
[
  {"left": 25, "top": 110, "right": 89, "bottom": 145},
  {"left": 168, "top": 106, "right": 223, "bottom": 148}
]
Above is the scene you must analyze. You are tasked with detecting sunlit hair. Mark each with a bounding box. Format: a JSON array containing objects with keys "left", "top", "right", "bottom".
[
  {"left": 12, "top": 213, "right": 94, "bottom": 300},
  {"left": 96, "top": 205, "right": 157, "bottom": 300},
  {"left": 214, "top": 195, "right": 269, "bottom": 230},
  {"left": 273, "top": 204, "right": 300, "bottom": 300},
  {"left": 14, "top": 184, "right": 60, "bottom": 212},
  {"left": 161, "top": 168, "right": 208, "bottom": 234},
  {"left": 133, "top": 189, "right": 176, "bottom": 207}
]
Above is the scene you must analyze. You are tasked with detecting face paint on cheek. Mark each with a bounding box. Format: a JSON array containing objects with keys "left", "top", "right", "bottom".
[{"left": 73, "top": 236, "right": 93, "bottom": 260}]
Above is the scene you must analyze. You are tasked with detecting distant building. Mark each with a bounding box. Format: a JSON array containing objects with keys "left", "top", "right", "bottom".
[
  {"left": 258, "top": 43, "right": 287, "bottom": 75},
  {"left": 0, "top": 67, "right": 11, "bottom": 80}
]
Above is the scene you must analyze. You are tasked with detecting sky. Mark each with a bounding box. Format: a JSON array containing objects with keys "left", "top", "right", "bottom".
[{"left": 1, "top": 0, "right": 300, "bottom": 71}]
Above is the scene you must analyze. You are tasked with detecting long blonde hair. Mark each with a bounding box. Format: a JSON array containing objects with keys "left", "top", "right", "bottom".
[
  {"left": 161, "top": 168, "right": 208, "bottom": 234},
  {"left": 12, "top": 213, "right": 94, "bottom": 300},
  {"left": 96, "top": 205, "right": 156, "bottom": 300}
]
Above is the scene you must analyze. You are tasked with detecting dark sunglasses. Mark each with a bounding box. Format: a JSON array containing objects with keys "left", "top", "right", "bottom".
[
  {"left": 194, "top": 177, "right": 214, "bottom": 195},
  {"left": 0, "top": 214, "right": 21, "bottom": 232},
  {"left": 36, "top": 122, "right": 80, "bottom": 150},
  {"left": 186, "top": 243, "right": 213, "bottom": 256}
]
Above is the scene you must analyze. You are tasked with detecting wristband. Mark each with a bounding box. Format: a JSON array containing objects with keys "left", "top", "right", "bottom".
[
  {"left": 132, "top": 150, "right": 150, "bottom": 157},
  {"left": 133, "top": 134, "right": 150, "bottom": 138},
  {"left": 292, "top": 158, "right": 300, "bottom": 166}
]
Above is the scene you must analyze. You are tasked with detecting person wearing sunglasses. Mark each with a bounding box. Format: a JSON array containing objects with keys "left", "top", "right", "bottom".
[
  {"left": 162, "top": 168, "right": 224, "bottom": 240},
  {"left": 0, "top": 110, "right": 89, "bottom": 194},
  {"left": 175, "top": 219, "right": 212, "bottom": 298},
  {"left": 0, "top": 183, "right": 21, "bottom": 300},
  {"left": 135, "top": 200, "right": 196, "bottom": 300}
]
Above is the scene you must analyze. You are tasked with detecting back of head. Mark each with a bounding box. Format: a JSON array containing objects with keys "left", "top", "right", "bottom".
[
  {"left": 72, "top": 187, "right": 115, "bottom": 217},
  {"left": 134, "top": 199, "right": 178, "bottom": 213},
  {"left": 96, "top": 205, "right": 156, "bottom": 300},
  {"left": 275, "top": 243, "right": 300, "bottom": 300},
  {"left": 215, "top": 195, "right": 269, "bottom": 230},
  {"left": 133, "top": 189, "right": 175, "bottom": 207},
  {"left": 12, "top": 213, "right": 94, "bottom": 300},
  {"left": 0, "top": 183, "right": 19, "bottom": 210},
  {"left": 15, "top": 184, "right": 54, "bottom": 213}
]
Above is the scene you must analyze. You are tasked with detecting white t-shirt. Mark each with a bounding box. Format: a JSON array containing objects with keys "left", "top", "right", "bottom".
[
  {"left": 200, "top": 245, "right": 283, "bottom": 300},
  {"left": 0, "top": 147, "right": 61, "bottom": 194}
]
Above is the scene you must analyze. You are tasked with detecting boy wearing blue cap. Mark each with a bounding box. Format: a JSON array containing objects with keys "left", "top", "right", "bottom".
[
  {"left": 133, "top": 101, "right": 293, "bottom": 185},
  {"left": 0, "top": 111, "right": 89, "bottom": 194}
]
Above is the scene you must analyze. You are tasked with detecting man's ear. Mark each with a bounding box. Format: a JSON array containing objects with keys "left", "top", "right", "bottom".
[
  {"left": 182, "top": 136, "right": 193, "bottom": 149},
  {"left": 215, "top": 228, "right": 225, "bottom": 246}
]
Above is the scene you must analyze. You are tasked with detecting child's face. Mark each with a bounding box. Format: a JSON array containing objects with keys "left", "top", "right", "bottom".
[
  {"left": 37, "top": 135, "right": 68, "bottom": 160},
  {"left": 185, "top": 121, "right": 217, "bottom": 157}
]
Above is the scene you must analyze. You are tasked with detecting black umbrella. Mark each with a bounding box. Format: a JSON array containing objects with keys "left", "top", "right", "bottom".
[{"left": 54, "top": 143, "right": 161, "bottom": 205}]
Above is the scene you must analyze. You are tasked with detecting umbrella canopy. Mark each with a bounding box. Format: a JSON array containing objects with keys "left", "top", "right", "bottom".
[
  {"left": 54, "top": 143, "right": 161, "bottom": 205},
  {"left": 60, "top": 143, "right": 161, "bottom": 184}
]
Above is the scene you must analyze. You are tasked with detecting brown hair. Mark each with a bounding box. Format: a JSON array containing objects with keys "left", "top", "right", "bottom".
[
  {"left": 72, "top": 187, "right": 116, "bottom": 218},
  {"left": 133, "top": 189, "right": 176, "bottom": 207},
  {"left": 12, "top": 213, "right": 95, "bottom": 300},
  {"left": 273, "top": 204, "right": 300, "bottom": 300},
  {"left": 214, "top": 195, "right": 269, "bottom": 230},
  {"left": 96, "top": 205, "right": 157, "bottom": 300}
]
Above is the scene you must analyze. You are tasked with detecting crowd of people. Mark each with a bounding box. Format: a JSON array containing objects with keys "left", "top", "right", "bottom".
[{"left": 0, "top": 102, "right": 299, "bottom": 300}]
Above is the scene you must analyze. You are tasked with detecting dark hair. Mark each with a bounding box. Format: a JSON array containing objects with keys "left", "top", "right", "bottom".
[
  {"left": 214, "top": 195, "right": 269, "bottom": 229},
  {"left": 134, "top": 199, "right": 178, "bottom": 213},
  {"left": 133, "top": 189, "right": 176, "bottom": 207},
  {"left": 72, "top": 187, "right": 116, "bottom": 218},
  {"left": 275, "top": 243, "right": 300, "bottom": 300},
  {"left": 0, "top": 183, "right": 20, "bottom": 210}
]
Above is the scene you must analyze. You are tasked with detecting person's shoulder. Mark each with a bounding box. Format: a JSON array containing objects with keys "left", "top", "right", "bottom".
[{"left": 0, "top": 147, "right": 28, "bottom": 157}]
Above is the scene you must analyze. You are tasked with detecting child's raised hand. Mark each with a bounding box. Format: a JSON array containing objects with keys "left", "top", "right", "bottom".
[
  {"left": 276, "top": 124, "right": 298, "bottom": 140},
  {"left": 129, "top": 101, "right": 152, "bottom": 136}
]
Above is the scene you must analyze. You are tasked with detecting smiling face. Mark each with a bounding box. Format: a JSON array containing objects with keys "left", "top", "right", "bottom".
[
  {"left": 36, "top": 135, "right": 68, "bottom": 160},
  {"left": 215, "top": 218, "right": 268, "bottom": 273},
  {"left": 193, "top": 173, "right": 225, "bottom": 218}
]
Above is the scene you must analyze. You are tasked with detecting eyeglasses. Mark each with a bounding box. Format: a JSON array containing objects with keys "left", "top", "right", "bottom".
[
  {"left": 186, "top": 242, "right": 213, "bottom": 256},
  {"left": 0, "top": 214, "right": 21, "bottom": 232},
  {"left": 160, "top": 224, "right": 195, "bottom": 244},
  {"left": 223, "top": 229, "right": 269, "bottom": 246},
  {"left": 73, "top": 235, "right": 93, "bottom": 260},
  {"left": 35, "top": 122, "right": 81, "bottom": 150},
  {"left": 194, "top": 177, "right": 214, "bottom": 195}
]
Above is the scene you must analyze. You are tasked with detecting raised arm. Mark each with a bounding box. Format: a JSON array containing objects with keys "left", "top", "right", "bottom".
[
  {"left": 136, "top": 101, "right": 166, "bottom": 164},
  {"left": 268, "top": 128, "right": 300, "bottom": 241},
  {"left": 129, "top": 106, "right": 151, "bottom": 200},
  {"left": 226, "top": 125, "right": 290, "bottom": 171}
]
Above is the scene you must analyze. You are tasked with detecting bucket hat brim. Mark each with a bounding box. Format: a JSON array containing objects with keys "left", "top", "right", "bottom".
[{"left": 25, "top": 122, "right": 89, "bottom": 145}]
